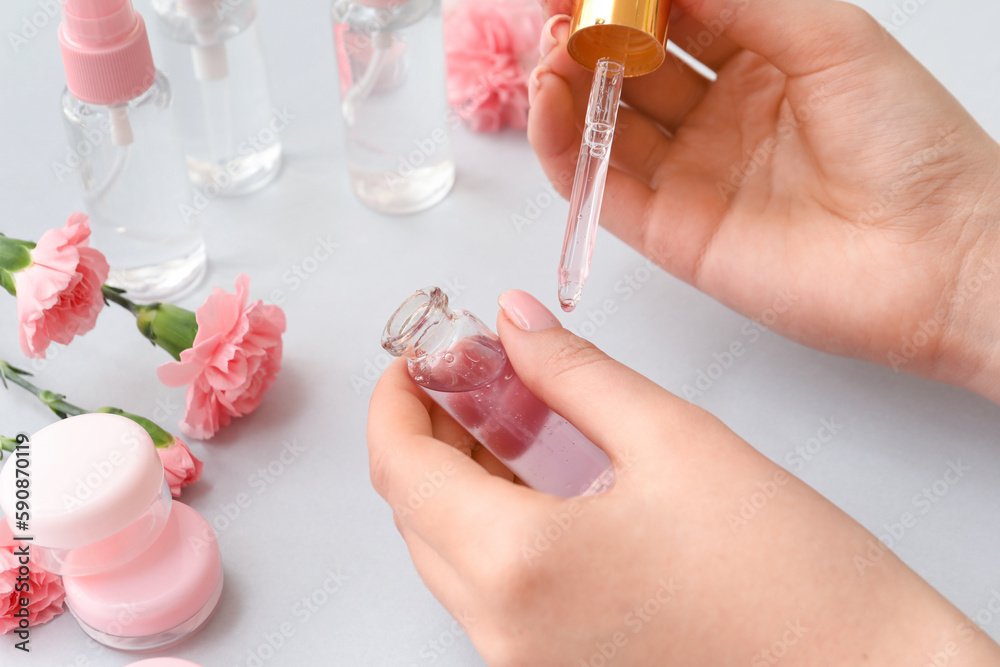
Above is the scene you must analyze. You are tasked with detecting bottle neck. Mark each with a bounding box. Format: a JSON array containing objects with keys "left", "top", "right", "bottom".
[
  {"left": 382, "top": 287, "right": 455, "bottom": 360},
  {"left": 382, "top": 287, "right": 507, "bottom": 392}
]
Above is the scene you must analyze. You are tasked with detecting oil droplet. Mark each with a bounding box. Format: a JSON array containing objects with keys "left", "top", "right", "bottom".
[{"left": 443, "top": 353, "right": 455, "bottom": 363}]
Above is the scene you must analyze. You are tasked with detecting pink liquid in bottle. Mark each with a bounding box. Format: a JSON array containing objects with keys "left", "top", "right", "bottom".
[{"left": 383, "top": 288, "right": 614, "bottom": 497}]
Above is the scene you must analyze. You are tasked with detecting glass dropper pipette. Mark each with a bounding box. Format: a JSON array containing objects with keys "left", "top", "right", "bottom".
[{"left": 558, "top": 57, "right": 625, "bottom": 312}]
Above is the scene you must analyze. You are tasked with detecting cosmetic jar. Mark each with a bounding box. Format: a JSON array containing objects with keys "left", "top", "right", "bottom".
[
  {"left": 0, "top": 413, "right": 171, "bottom": 576},
  {"left": 0, "top": 413, "right": 223, "bottom": 651},
  {"left": 64, "top": 501, "right": 223, "bottom": 651}
]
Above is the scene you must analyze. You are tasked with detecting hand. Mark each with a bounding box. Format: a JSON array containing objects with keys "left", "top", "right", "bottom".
[
  {"left": 529, "top": 0, "right": 1000, "bottom": 402},
  {"left": 367, "top": 290, "right": 1000, "bottom": 665}
]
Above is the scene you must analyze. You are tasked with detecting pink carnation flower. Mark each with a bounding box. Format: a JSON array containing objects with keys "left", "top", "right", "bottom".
[
  {"left": 157, "top": 274, "right": 286, "bottom": 440},
  {"left": 1, "top": 523, "right": 65, "bottom": 635},
  {"left": 444, "top": 0, "right": 544, "bottom": 132},
  {"left": 158, "top": 436, "right": 204, "bottom": 497},
  {"left": 15, "top": 213, "right": 109, "bottom": 359}
]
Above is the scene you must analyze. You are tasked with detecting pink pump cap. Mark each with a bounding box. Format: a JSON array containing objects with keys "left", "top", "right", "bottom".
[{"left": 59, "top": 0, "right": 157, "bottom": 105}]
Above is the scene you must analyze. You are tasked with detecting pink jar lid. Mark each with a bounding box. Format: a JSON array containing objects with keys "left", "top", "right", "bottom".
[
  {"left": 126, "top": 660, "right": 204, "bottom": 667},
  {"left": 0, "top": 413, "right": 164, "bottom": 550},
  {"left": 64, "top": 502, "right": 222, "bottom": 639}
]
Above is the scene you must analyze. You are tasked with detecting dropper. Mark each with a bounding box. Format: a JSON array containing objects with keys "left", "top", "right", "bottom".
[
  {"left": 557, "top": 0, "right": 672, "bottom": 312},
  {"left": 558, "top": 57, "right": 625, "bottom": 311}
]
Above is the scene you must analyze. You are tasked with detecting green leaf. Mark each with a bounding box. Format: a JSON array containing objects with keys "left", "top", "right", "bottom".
[
  {"left": 0, "top": 436, "right": 17, "bottom": 455},
  {"left": 0, "top": 236, "right": 34, "bottom": 273},
  {"left": 37, "top": 389, "right": 85, "bottom": 418},
  {"left": 0, "top": 361, "right": 31, "bottom": 388},
  {"left": 96, "top": 407, "right": 176, "bottom": 448},
  {"left": 0, "top": 269, "right": 14, "bottom": 296}
]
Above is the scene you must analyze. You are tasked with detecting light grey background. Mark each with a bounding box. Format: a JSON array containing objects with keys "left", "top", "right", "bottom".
[{"left": 1, "top": 0, "right": 998, "bottom": 665}]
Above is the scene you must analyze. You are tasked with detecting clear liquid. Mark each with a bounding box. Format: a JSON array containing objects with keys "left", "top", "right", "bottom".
[
  {"left": 61, "top": 75, "right": 207, "bottom": 302},
  {"left": 151, "top": 8, "right": 282, "bottom": 195},
  {"left": 332, "top": 0, "right": 455, "bottom": 214},
  {"left": 422, "top": 360, "right": 614, "bottom": 497}
]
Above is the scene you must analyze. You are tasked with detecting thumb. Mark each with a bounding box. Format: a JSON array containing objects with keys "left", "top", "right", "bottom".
[
  {"left": 674, "top": 0, "right": 885, "bottom": 77},
  {"left": 496, "top": 290, "right": 707, "bottom": 469}
]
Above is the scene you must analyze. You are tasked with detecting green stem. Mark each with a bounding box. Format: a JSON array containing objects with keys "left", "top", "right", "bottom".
[
  {"left": 101, "top": 284, "right": 141, "bottom": 315},
  {"left": 0, "top": 361, "right": 178, "bottom": 449},
  {"left": 0, "top": 360, "right": 87, "bottom": 419}
]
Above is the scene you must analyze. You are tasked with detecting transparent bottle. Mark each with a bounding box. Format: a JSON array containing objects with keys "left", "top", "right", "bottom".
[
  {"left": 382, "top": 287, "right": 614, "bottom": 497},
  {"left": 58, "top": 0, "right": 206, "bottom": 302},
  {"left": 150, "top": 0, "right": 282, "bottom": 195},
  {"left": 332, "top": 0, "right": 455, "bottom": 214}
]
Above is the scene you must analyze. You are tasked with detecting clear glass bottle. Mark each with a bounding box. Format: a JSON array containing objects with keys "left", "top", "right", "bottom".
[
  {"left": 331, "top": 0, "right": 455, "bottom": 214},
  {"left": 150, "top": 0, "right": 282, "bottom": 195},
  {"left": 382, "top": 287, "right": 614, "bottom": 497},
  {"left": 58, "top": 0, "right": 206, "bottom": 302}
]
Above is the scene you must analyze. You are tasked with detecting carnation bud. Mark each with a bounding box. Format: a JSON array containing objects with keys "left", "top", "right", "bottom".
[{"left": 135, "top": 302, "right": 199, "bottom": 361}]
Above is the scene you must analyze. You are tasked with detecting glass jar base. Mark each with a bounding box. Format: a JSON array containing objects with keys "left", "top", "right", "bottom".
[
  {"left": 66, "top": 572, "right": 223, "bottom": 652},
  {"left": 349, "top": 160, "right": 455, "bottom": 215},
  {"left": 106, "top": 243, "right": 208, "bottom": 304},
  {"left": 186, "top": 143, "right": 283, "bottom": 197}
]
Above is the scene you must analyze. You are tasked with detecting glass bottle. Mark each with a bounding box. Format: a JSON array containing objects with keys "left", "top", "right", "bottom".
[
  {"left": 331, "top": 0, "right": 455, "bottom": 214},
  {"left": 382, "top": 287, "right": 614, "bottom": 497},
  {"left": 58, "top": 0, "right": 206, "bottom": 302},
  {"left": 149, "top": 0, "right": 282, "bottom": 195}
]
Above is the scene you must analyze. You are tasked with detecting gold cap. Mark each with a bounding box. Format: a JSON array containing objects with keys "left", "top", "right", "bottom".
[{"left": 568, "top": 0, "right": 671, "bottom": 76}]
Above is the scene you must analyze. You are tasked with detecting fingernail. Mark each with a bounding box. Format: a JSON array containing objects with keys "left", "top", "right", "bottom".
[
  {"left": 539, "top": 14, "right": 569, "bottom": 59},
  {"left": 499, "top": 290, "right": 562, "bottom": 332}
]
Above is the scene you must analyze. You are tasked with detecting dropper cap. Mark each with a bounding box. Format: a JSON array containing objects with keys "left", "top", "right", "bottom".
[
  {"left": 58, "top": 0, "right": 157, "bottom": 106},
  {"left": 568, "top": 0, "right": 671, "bottom": 76}
]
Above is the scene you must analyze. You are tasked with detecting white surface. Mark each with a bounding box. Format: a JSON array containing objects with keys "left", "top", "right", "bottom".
[{"left": 1, "top": 0, "right": 999, "bottom": 664}]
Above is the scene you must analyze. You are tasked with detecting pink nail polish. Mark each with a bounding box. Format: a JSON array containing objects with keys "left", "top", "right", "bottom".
[{"left": 498, "top": 289, "right": 562, "bottom": 332}]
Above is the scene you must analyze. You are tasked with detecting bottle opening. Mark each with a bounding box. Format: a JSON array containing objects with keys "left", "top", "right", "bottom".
[{"left": 381, "top": 287, "right": 448, "bottom": 357}]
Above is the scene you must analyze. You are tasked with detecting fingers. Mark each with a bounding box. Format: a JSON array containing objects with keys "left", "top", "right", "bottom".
[
  {"left": 427, "top": 378, "right": 518, "bottom": 482},
  {"left": 673, "top": 0, "right": 884, "bottom": 77},
  {"left": 395, "top": 521, "right": 468, "bottom": 614},
  {"left": 530, "top": 14, "right": 718, "bottom": 136},
  {"left": 528, "top": 58, "right": 659, "bottom": 219},
  {"left": 367, "top": 359, "right": 533, "bottom": 562},
  {"left": 542, "top": 0, "right": 743, "bottom": 72},
  {"left": 666, "top": 6, "right": 742, "bottom": 71},
  {"left": 536, "top": 0, "right": 884, "bottom": 138},
  {"left": 496, "top": 290, "right": 720, "bottom": 473}
]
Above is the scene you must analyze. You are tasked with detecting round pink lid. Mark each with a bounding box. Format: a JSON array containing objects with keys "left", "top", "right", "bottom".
[
  {"left": 64, "top": 502, "right": 222, "bottom": 638},
  {"left": 126, "top": 660, "right": 203, "bottom": 667},
  {"left": 0, "top": 413, "right": 164, "bottom": 550}
]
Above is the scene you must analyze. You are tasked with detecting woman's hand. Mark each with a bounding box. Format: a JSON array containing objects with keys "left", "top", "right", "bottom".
[
  {"left": 529, "top": 0, "right": 1000, "bottom": 402},
  {"left": 367, "top": 290, "right": 1000, "bottom": 665}
]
